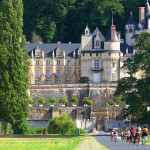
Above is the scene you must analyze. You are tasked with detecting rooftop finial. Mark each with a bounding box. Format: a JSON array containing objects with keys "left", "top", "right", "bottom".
[{"left": 112, "top": 11, "right": 114, "bottom": 26}]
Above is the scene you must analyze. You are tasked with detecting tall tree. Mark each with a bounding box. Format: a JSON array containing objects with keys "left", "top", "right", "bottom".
[
  {"left": 115, "top": 32, "right": 150, "bottom": 124},
  {"left": 0, "top": 0, "right": 29, "bottom": 134}
]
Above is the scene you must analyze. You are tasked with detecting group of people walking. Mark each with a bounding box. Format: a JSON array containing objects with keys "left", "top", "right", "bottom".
[
  {"left": 110, "top": 125, "right": 148, "bottom": 145},
  {"left": 121, "top": 125, "right": 148, "bottom": 145}
]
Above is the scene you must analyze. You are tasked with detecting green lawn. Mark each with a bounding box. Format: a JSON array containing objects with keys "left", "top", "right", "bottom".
[{"left": 0, "top": 137, "right": 82, "bottom": 150}]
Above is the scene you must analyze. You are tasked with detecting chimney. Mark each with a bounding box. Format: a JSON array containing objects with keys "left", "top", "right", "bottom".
[
  {"left": 139, "top": 7, "right": 145, "bottom": 23},
  {"left": 111, "top": 26, "right": 116, "bottom": 40}
]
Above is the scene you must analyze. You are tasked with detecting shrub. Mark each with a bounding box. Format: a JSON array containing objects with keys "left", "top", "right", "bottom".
[
  {"left": 49, "top": 98, "right": 56, "bottom": 105},
  {"left": 48, "top": 114, "right": 76, "bottom": 134},
  {"left": 87, "top": 100, "right": 93, "bottom": 106},
  {"left": 109, "top": 100, "right": 114, "bottom": 106},
  {"left": 59, "top": 97, "right": 68, "bottom": 104},
  {"left": 106, "top": 103, "right": 109, "bottom": 106},
  {"left": 115, "top": 96, "right": 121, "bottom": 103},
  {"left": 29, "top": 98, "right": 34, "bottom": 104},
  {"left": 70, "top": 97, "right": 78, "bottom": 103},
  {"left": 80, "top": 76, "right": 90, "bottom": 83},
  {"left": 38, "top": 97, "right": 45, "bottom": 104}
]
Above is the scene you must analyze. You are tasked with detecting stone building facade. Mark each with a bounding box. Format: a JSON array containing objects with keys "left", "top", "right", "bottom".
[{"left": 26, "top": 2, "right": 150, "bottom": 85}]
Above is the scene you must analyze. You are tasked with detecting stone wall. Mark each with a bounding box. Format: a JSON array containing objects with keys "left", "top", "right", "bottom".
[{"left": 30, "top": 84, "right": 117, "bottom": 107}]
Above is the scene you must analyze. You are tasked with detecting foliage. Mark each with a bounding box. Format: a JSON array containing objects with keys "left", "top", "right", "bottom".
[
  {"left": 28, "top": 127, "right": 48, "bottom": 134},
  {"left": 48, "top": 114, "right": 76, "bottom": 134},
  {"left": 70, "top": 97, "right": 78, "bottom": 103},
  {"left": 87, "top": 100, "right": 93, "bottom": 106},
  {"left": 38, "top": 97, "right": 45, "bottom": 104},
  {"left": 29, "top": 98, "right": 34, "bottom": 104},
  {"left": 31, "top": 30, "right": 43, "bottom": 43},
  {"left": 80, "top": 77, "right": 90, "bottom": 83},
  {"left": 48, "top": 98, "right": 56, "bottom": 105},
  {"left": 82, "top": 97, "right": 93, "bottom": 106},
  {"left": 108, "top": 100, "right": 114, "bottom": 106},
  {"left": 115, "top": 32, "right": 150, "bottom": 124},
  {"left": 59, "top": 97, "right": 68, "bottom": 104},
  {"left": 106, "top": 103, "right": 110, "bottom": 107},
  {"left": 0, "top": 0, "right": 29, "bottom": 134},
  {"left": 115, "top": 96, "right": 121, "bottom": 103}
]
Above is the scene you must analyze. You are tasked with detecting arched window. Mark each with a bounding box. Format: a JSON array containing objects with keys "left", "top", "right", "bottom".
[{"left": 129, "top": 28, "right": 132, "bottom": 33}]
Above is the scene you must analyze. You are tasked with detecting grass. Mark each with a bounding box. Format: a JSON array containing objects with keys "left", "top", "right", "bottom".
[{"left": 0, "top": 137, "right": 82, "bottom": 150}]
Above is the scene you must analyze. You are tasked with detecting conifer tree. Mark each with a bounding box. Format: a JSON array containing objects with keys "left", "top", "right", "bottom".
[{"left": 0, "top": 0, "right": 29, "bottom": 134}]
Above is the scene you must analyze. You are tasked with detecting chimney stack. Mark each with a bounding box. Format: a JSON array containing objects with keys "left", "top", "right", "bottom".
[
  {"left": 111, "top": 26, "right": 116, "bottom": 40},
  {"left": 139, "top": 7, "right": 145, "bottom": 23}
]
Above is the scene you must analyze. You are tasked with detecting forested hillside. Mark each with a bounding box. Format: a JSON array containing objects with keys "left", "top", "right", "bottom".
[{"left": 22, "top": 1, "right": 148, "bottom": 42}]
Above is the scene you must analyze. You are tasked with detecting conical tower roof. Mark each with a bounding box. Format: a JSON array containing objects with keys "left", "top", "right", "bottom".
[
  {"left": 145, "top": 0, "right": 150, "bottom": 16},
  {"left": 127, "top": 11, "right": 135, "bottom": 24}
]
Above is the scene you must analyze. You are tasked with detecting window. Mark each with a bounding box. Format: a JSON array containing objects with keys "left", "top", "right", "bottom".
[
  {"left": 46, "top": 60, "right": 50, "bottom": 66},
  {"left": 57, "top": 52, "right": 60, "bottom": 56},
  {"left": 57, "top": 60, "right": 61, "bottom": 66},
  {"left": 138, "top": 75, "right": 142, "bottom": 79},
  {"left": 125, "top": 73, "right": 130, "bottom": 77},
  {"left": 112, "top": 62, "right": 115, "bottom": 68},
  {"left": 35, "top": 70, "right": 40, "bottom": 78},
  {"left": 86, "top": 30, "right": 88, "bottom": 35},
  {"left": 90, "top": 53, "right": 92, "bottom": 56},
  {"left": 94, "top": 60, "right": 100, "bottom": 70},
  {"left": 112, "top": 73, "right": 115, "bottom": 81},
  {"left": 67, "top": 80, "right": 72, "bottom": 84},
  {"left": 46, "top": 70, "right": 50, "bottom": 78},
  {"left": 35, "top": 80, "right": 40, "bottom": 85},
  {"left": 56, "top": 70, "right": 61, "bottom": 78},
  {"left": 36, "top": 60, "right": 39, "bottom": 66},
  {"left": 36, "top": 52, "right": 40, "bottom": 56},
  {"left": 67, "top": 60, "right": 71, "bottom": 66},
  {"left": 129, "top": 28, "right": 132, "bottom": 33},
  {"left": 83, "top": 53, "right": 85, "bottom": 56},
  {"left": 56, "top": 80, "right": 61, "bottom": 84},
  {"left": 45, "top": 80, "right": 50, "bottom": 84},
  {"left": 109, "top": 53, "right": 111, "bottom": 56},
  {"left": 96, "top": 53, "right": 98, "bottom": 56},
  {"left": 79, "top": 60, "right": 81, "bottom": 66},
  {"left": 79, "top": 70, "right": 81, "bottom": 77},
  {"left": 96, "top": 41, "right": 100, "bottom": 46},
  {"left": 67, "top": 70, "right": 71, "bottom": 78},
  {"left": 125, "top": 29, "right": 127, "bottom": 33}
]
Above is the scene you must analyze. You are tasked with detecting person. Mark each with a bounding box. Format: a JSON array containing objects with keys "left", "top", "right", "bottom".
[
  {"left": 110, "top": 130, "right": 114, "bottom": 141},
  {"left": 127, "top": 129, "right": 130, "bottom": 142},
  {"left": 114, "top": 130, "right": 118, "bottom": 142},
  {"left": 135, "top": 125, "right": 141, "bottom": 142},
  {"left": 141, "top": 125, "right": 148, "bottom": 145},
  {"left": 130, "top": 126, "right": 135, "bottom": 143}
]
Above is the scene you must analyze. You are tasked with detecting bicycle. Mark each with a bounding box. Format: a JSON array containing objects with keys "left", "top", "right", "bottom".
[{"left": 135, "top": 136, "right": 140, "bottom": 146}]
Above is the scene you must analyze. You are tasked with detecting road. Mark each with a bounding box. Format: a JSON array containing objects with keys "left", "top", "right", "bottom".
[{"left": 93, "top": 131, "right": 150, "bottom": 150}]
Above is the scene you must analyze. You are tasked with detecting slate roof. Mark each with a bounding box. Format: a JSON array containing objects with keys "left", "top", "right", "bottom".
[
  {"left": 26, "top": 43, "right": 81, "bottom": 58},
  {"left": 127, "top": 12, "right": 135, "bottom": 24},
  {"left": 92, "top": 27, "right": 105, "bottom": 40},
  {"left": 143, "top": 15, "right": 150, "bottom": 29},
  {"left": 145, "top": 1, "right": 150, "bottom": 16}
]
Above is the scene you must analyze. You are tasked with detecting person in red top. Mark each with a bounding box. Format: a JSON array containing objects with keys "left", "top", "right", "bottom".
[{"left": 130, "top": 126, "right": 136, "bottom": 143}]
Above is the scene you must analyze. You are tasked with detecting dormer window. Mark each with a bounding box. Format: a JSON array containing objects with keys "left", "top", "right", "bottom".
[
  {"left": 86, "top": 30, "right": 88, "bottom": 35},
  {"left": 35, "top": 46, "right": 41, "bottom": 57},
  {"left": 56, "top": 46, "right": 61, "bottom": 57},
  {"left": 129, "top": 28, "right": 132, "bottom": 33},
  {"left": 94, "top": 32, "right": 101, "bottom": 49}
]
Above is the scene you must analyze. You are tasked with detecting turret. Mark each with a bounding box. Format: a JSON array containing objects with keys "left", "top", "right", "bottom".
[{"left": 125, "top": 11, "right": 135, "bottom": 46}]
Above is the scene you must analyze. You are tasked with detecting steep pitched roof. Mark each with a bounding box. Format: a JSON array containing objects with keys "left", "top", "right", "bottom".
[
  {"left": 26, "top": 43, "right": 81, "bottom": 58},
  {"left": 92, "top": 27, "right": 105, "bottom": 40},
  {"left": 145, "top": 0, "right": 150, "bottom": 16},
  {"left": 127, "top": 12, "right": 135, "bottom": 24},
  {"left": 143, "top": 15, "right": 150, "bottom": 29}
]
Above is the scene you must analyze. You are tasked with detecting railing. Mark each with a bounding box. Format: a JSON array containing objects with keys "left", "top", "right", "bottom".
[{"left": 91, "top": 67, "right": 103, "bottom": 71}]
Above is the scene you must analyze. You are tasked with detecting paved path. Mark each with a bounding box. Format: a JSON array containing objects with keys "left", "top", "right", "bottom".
[{"left": 93, "top": 131, "right": 150, "bottom": 150}]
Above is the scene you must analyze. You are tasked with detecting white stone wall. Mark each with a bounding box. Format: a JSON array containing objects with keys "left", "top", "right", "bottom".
[
  {"left": 81, "top": 35, "right": 92, "bottom": 50},
  {"left": 104, "top": 41, "right": 120, "bottom": 50}
]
